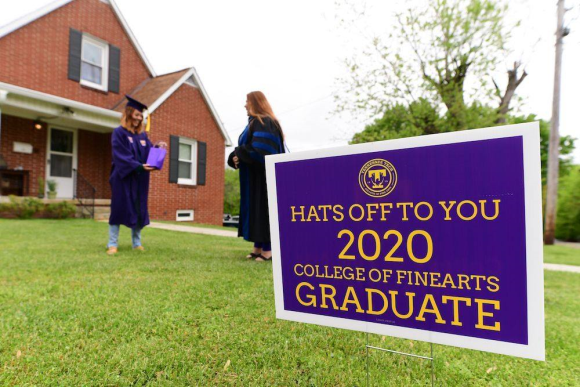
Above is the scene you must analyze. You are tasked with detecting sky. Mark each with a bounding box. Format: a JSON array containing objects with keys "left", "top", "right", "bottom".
[{"left": 0, "top": 0, "right": 579, "bottom": 162}]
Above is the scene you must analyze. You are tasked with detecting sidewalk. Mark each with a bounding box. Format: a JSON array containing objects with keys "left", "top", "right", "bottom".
[
  {"left": 148, "top": 222, "right": 238, "bottom": 238},
  {"left": 555, "top": 240, "right": 580, "bottom": 249},
  {"left": 543, "top": 263, "right": 580, "bottom": 273},
  {"left": 145, "top": 222, "right": 580, "bottom": 273}
]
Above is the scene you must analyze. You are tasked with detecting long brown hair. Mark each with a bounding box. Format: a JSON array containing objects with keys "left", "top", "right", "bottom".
[
  {"left": 120, "top": 106, "right": 144, "bottom": 133},
  {"left": 247, "top": 91, "right": 284, "bottom": 139}
]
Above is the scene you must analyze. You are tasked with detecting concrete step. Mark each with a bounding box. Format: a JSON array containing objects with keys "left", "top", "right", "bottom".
[
  {"left": 76, "top": 199, "right": 111, "bottom": 206},
  {"left": 94, "top": 213, "right": 110, "bottom": 221},
  {"left": 79, "top": 207, "right": 110, "bottom": 214},
  {"left": 78, "top": 204, "right": 110, "bottom": 220}
]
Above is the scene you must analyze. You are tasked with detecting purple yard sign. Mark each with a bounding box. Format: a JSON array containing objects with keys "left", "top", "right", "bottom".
[{"left": 266, "top": 122, "right": 545, "bottom": 360}]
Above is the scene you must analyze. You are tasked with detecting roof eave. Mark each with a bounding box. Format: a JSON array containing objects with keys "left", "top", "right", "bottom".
[
  {"left": 0, "top": 0, "right": 156, "bottom": 77},
  {"left": 0, "top": 0, "right": 74, "bottom": 39}
]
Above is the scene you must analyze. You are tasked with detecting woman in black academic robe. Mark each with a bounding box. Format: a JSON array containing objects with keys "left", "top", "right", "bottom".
[{"left": 227, "top": 91, "right": 285, "bottom": 261}]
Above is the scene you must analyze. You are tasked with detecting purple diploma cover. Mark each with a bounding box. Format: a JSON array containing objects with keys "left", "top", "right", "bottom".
[
  {"left": 265, "top": 123, "right": 545, "bottom": 360},
  {"left": 146, "top": 147, "right": 166, "bottom": 170}
]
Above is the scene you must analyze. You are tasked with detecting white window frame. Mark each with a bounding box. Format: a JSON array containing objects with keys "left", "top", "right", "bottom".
[
  {"left": 177, "top": 138, "right": 198, "bottom": 186},
  {"left": 80, "top": 34, "right": 109, "bottom": 92}
]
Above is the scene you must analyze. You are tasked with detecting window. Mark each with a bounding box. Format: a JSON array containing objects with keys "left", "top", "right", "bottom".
[
  {"left": 177, "top": 138, "right": 197, "bottom": 185},
  {"left": 176, "top": 210, "right": 194, "bottom": 222},
  {"left": 80, "top": 34, "right": 109, "bottom": 91}
]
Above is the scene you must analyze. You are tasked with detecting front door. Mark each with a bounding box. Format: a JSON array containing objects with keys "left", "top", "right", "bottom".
[{"left": 46, "top": 127, "right": 77, "bottom": 199}]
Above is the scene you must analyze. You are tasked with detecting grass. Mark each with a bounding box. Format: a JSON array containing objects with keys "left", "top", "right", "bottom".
[
  {"left": 0, "top": 219, "right": 578, "bottom": 385},
  {"left": 544, "top": 245, "right": 580, "bottom": 266}
]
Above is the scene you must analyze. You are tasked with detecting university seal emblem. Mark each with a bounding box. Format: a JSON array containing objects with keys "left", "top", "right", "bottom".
[{"left": 358, "top": 159, "right": 397, "bottom": 197}]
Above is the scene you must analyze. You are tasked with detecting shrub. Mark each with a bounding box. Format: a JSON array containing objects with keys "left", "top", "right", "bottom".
[
  {"left": 47, "top": 180, "right": 57, "bottom": 192},
  {"left": 224, "top": 168, "right": 240, "bottom": 215},
  {"left": 9, "top": 196, "right": 44, "bottom": 219},
  {"left": 0, "top": 197, "right": 77, "bottom": 219},
  {"left": 556, "top": 166, "right": 580, "bottom": 242},
  {"left": 45, "top": 202, "right": 77, "bottom": 219},
  {"left": 38, "top": 177, "right": 45, "bottom": 198}
]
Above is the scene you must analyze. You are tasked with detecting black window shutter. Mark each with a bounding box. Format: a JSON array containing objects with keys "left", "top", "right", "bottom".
[
  {"left": 197, "top": 141, "right": 207, "bottom": 186},
  {"left": 108, "top": 45, "right": 121, "bottom": 93},
  {"left": 169, "top": 136, "right": 180, "bottom": 183},
  {"left": 68, "top": 28, "right": 82, "bottom": 82}
]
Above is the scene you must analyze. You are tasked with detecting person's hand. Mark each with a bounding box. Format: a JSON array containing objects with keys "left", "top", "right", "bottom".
[
  {"left": 233, "top": 155, "right": 239, "bottom": 168},
  {"left": 143, "top": 164, "right": 155, "bottom": 171},
  {"left": 155, "top": 141, "right": 168, "bottom": 149}
]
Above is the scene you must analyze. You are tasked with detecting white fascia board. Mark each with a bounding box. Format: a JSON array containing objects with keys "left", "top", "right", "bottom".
[
  {"left": 0, "top": 82, "right": 121, "bottom": 119},
  {"left": 148, "top": 68, "right": 195, "bottom": 113},
  {"left": 0, "top": 0, "right": 74, "bottom": 39},
  {"left": 0, "top": 0, "right": 157, "bottom": 77},
  {"left": 108, "top": 0, "right": 156, "bottom": 77},
  {"left": 149, "top": 68, "right": 232, "bottom": 146}
]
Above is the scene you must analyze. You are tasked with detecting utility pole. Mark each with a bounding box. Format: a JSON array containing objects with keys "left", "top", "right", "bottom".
[{"left": 544, "top": 0, "right": 568, "bottom": 245}]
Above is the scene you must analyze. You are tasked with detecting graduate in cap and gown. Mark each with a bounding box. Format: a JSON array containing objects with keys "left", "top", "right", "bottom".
[
  {"left": 227, "top": 91, "right": 285, "bottom": 261},
  {"left": 106, "top": 96, "right": 165, "bottom": 255}
]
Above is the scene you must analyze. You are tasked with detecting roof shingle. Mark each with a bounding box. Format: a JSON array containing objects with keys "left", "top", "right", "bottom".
[{"left": 111, "top": 68, "right": 190, "bottom": 112}]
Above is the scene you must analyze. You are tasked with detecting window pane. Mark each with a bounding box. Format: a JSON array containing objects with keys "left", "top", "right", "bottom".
[
  {"left": 50, "top": 154, "right": 73, "bottom": 178},
  {"left": 178, "top": 161, "right": 191, "bottom": 179},
  {"left": 82, "top": 41, "right": 102, "bottom": 65},
  {"left": 51, "top": 129, "right": 73, "bottom": 153},
  {"left": 179, "top": 143, "right": 192, "bottom": 160},
  {"left": 81, "top": 62, "right": 102, "bottom": 84}
]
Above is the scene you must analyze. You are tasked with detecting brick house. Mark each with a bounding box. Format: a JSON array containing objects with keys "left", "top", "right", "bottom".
[{"left": 0, "top": 0, "right": 231, "bottom": 225}]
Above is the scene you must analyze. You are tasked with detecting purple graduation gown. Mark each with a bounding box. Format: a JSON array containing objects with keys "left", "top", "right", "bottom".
[{"left": 109, "top": 126, "right": 152, "bottom": 229}]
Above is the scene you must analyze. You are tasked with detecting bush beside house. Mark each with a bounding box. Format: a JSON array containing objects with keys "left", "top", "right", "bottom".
[
  {"left": 556, "top": 166, "right": 580, "bottom": 242},
  {"left": 0, "top": 196, "right": 77, "bottom": 219}
]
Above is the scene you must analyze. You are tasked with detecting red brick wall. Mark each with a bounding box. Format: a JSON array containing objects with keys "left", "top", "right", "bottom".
[
  {"left": 0, "top": 115, "right": 47, "bottom": 196},
  {"left": 77, "top": 129, "right": 111, "bottom": 199},
  {"left": 147, "top": 84, "right": 226, "bottom": 225},
  {"left": 0, "top": 0, "right": 151, "bottom": 109},
  {"left": 1, "top": 84, "right": 226, "bottom": 225}
]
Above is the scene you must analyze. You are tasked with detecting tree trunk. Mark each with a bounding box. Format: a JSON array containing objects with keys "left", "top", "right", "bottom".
[
  {"left": 544, "top": 0, "right": 566, "bottom": 245},
  {"left": 495, "top": 62, "right": 527, "bottom": 124}
]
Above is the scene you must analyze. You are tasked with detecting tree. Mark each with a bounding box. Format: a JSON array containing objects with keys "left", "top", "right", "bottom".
[
  {"left": 507, "top": 114, "right": 575, "bottom": 186},
  {"left": 224, "top": 168, "right": 240, "bottom": 215},
  {"left": 335, "top": 0, "right": 525, "bottom": 129},
  {"left": 544, "top": 0, "right": 569, "bottom": 245},
  {"left": 352, "top": 106, "right": 576, "bottom": 191},
  {"left": 556, "top": 166, "right": 580, "bottom": 242}
]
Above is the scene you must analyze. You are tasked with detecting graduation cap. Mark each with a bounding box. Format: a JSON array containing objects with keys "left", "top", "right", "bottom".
[
  {"left": 125, "top": 95, "right": 147, "bottom": 112},
  {"left": 125, "top": 95, "right": 151, "bottom": 132}
]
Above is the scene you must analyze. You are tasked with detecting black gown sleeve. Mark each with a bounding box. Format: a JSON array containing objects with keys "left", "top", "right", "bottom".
[
  {"left": 235, "top": 118, "right": 282, "bottom": 168},
  {"left": 227, "top": 150, "right": 238, "bottom": 169}
]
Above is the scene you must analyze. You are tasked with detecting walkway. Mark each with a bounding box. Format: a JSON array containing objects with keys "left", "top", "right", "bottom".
[
  {"left": 148, "top": 222, "right": 238, "bottom": 238},
  {"left": 543, "top": 263, "right": 580, "bottom": 273},
  {"left": 555, "top": 240, "right": 580, "bottom": 249},
  {"left": 146, "top": 222, "right": 580, "bottom": 273}
]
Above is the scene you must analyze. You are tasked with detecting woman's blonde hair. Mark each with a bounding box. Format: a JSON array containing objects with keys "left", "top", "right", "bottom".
[
  {"left": 247, "top": 91, "right": 284, "bottom": 139},
  {"left": 120, "top": 106, "right": 144, "bottom": 133}
]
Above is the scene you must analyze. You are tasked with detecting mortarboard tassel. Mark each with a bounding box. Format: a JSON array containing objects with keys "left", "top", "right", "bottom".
[{"left": 145, "top": 110, "right": 151, "bottom": 132}]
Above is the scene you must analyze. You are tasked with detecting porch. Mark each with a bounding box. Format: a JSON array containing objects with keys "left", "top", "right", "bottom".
[{"left": 0, "top": 82, "right": 118, "bottom": 203}]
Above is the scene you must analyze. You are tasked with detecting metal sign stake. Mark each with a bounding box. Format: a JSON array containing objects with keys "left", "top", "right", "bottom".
[{"left": 366, "top": 332, "right": 435, "bottom": 386}]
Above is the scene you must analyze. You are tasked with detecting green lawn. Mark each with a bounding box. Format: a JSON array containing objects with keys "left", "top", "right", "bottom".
[
  {"left": 0, "top": 219, "right": 578, "bottom": 386},
  {"left": 544, "top": 245, "right": 580, "bottom": 266}
]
